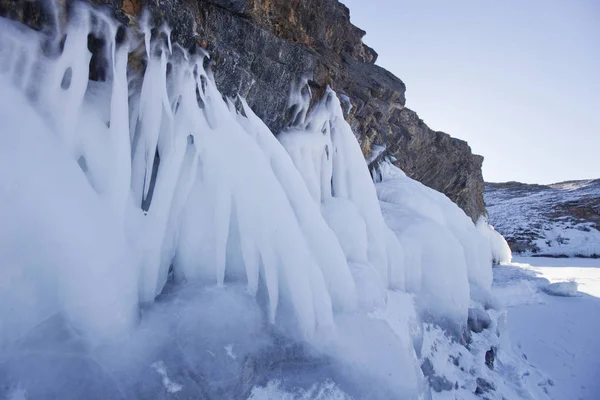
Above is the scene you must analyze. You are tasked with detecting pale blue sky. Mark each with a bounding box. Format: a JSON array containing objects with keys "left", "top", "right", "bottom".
[{"left": 342, "top": 0, "right": 599, "bottom": 184}]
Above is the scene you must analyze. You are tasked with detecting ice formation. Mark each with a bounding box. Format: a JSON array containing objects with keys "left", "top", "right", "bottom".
[
  {"left": 476, "top": 217, "right": 513, "bottom": 264},
  {"left": 373, "top": 161, "right": 511, "bottom": 325},
  {"left": 278, "top": 86, "right": 407, "bottom": 307},
  {"left": 0, "top": 3, "right": 512, "bottom": 398}
]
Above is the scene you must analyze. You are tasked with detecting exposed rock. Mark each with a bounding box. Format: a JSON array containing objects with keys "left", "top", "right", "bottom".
[
  {"left": 420, "top": 358, "right": 454, "bottom": 393},
  {"left": 383, "top": 108, "right": 485, "bottom": 221},
  {"left": 0, "top": 0, "right": 486, "bottom": 220},
  {"left": 467, "top": 307, "right": 491, "bottom": 334},
  {"left": 485, "top": 347, "right": 495, "bottom": 370},
  {"left": 475, "top": 376, "right": 496, "bottom": 395}
]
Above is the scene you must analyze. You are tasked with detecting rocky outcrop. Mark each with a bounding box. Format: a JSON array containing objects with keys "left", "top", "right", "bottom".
[
  {"left": 381, "top": 108, "right": 485, "bottom": 221},
  {"left": 0, "top": 0, "right": 486, "bottom": 220}
]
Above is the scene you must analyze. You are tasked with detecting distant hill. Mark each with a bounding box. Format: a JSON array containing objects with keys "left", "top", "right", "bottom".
[{"left": 485, "top": 179, "right": 600, "bottom": 257}]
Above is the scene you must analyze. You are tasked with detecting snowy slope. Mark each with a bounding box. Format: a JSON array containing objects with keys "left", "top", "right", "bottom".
[{"left": 485, "top": 180, "right": 600, "bottom": 257}]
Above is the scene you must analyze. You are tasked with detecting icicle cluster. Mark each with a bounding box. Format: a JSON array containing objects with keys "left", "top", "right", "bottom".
[
  {"left": 0, "top": 1, "right": 508, "bottom": 354},
  {"left": 279, "top": 86, "right": 408, "bottom": 308},
  {"left": 0, "top": 4, "right": 403, "bottom": 342}
]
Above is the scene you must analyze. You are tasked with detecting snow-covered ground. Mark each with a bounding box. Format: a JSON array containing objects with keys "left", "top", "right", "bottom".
[
  {"left": 485, "top": 180, "right": 600, "bottom": 257},
  {"left": 493, "top": 256, "right": 600, "bottom": 400}
]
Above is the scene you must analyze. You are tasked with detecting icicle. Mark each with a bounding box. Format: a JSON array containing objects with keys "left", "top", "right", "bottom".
[
  {"left": 213, "top": 185, "right": 232, "bottom": 287},
  {"left": 159, "top": 24, "right": 173, "bottom": 55},
  {"left": 131, "top": 41, "right": 173, "bottom": 206},
  {"left": 140, "top": 10, "right": 152, "bottom": 60},
  {"left": 287, "top": 76, "right": 312, "bottom": 127},
  {"left": 260, "top": 246, "right": 280, "bottom": 324},
  {"left": 47, "top": 8, "right": 91, "bottom": 155},
  {"left": 108, "top": 31, "right": 132, "bottom": 219},
  {"left": 239, "top": 97, "right": 357, "bottom": 312},
  {"left": 238, "top": 227, "right": 260, "bottom": 296},
  {"left": 278, "top": 86, "right": 409, "bottom": 302}
]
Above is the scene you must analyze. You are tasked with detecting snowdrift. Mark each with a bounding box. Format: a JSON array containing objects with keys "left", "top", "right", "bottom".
[{"left": 0, "top": 4, "right": 512, "bottom": 399}]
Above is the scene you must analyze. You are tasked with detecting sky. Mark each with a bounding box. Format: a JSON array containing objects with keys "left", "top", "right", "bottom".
[{"left": 341, "top": 0, "right": 600, "bottom": 184}]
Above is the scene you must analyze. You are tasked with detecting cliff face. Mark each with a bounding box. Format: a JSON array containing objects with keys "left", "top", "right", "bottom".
[{"left": 0, "top": 0, "right": 486, "bottom": 220}]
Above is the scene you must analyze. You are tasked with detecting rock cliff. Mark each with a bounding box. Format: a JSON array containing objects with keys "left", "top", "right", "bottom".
[{"left": 0, "top": 0, "right": 486, "bottom": 220}]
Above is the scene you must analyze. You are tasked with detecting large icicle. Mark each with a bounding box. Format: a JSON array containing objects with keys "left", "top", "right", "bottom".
[
  {"left": 165, "top": 51, "right": 337, "bottom": 338},
  {"left": 278, "top": 86, "right": 407, "bottom": 307},
  {"left": 237, "top": 98, "right": 358, "bottom": 312},
  {"left": 45, "top": 7, "right": 91, "bottom": 155},
  {"left": 131, "top": 40, "right": 172, "bottom": 207},
  {"left": 107, "top": 29, "right": 133, "bottom": 220}
]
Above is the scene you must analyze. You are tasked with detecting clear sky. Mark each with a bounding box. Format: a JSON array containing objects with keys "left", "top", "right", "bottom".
[{"left": 342, "top": 0, "right": 599, "bottom": 184}]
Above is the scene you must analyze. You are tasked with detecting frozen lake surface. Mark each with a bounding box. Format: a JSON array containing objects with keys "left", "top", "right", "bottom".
[{"left": 493, "top": 256, "right": 600, "bottom": 400}]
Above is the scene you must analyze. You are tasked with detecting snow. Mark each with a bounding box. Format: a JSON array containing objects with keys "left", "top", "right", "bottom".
[
  {"left": 248, "top": 380, "right": 352, "bottom": 400},
  {"left": 416, "top": 255, "right": 600, "bottom": 400},
  {"left": 494, "top": 256, "right": 600, "bottom": 400},
  {"left": 510, "top": 256, "right": 600, "bottom": 298},
  {"left": 224, "top": 344, "right": 237, "bottom": 360},
  {"left": 151, "top": 361, "right": 184, "bottom": 394},
  {"left": 0, "top": 4, "right": 520, "bottom": 399},
  {"left": 542, "top": 281, "right": 578, "bottom": 297},
  {"left": 486, "top": 180, "right": 600, "bottom": 257},
  {"left": 372, "top": 164, "right": 600, "bottom": 400}
]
